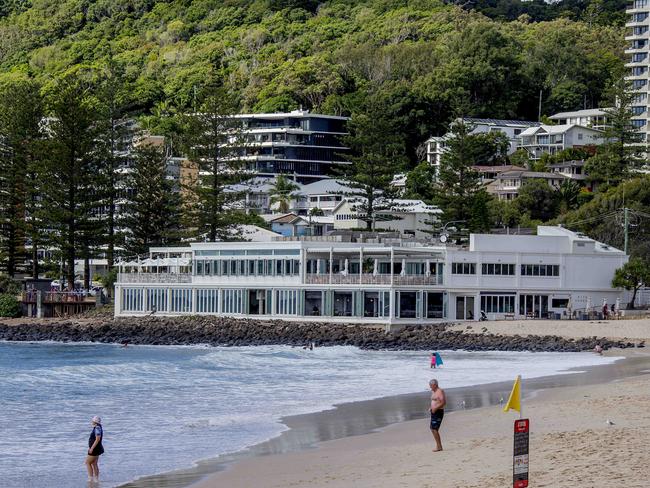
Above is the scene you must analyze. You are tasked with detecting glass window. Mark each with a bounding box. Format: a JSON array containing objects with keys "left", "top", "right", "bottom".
[
  {"left": 551, "top": 298, "right": 569, "bottom": 308},
  {"left": 222, "top": 289, "right": 243, "bottom": 314},
  {"left": 398, "top": 291, "right": 417, "bottom": 318},
  {"left": 170, "top": 289, "right": 192, "bottom": 313},
  {"left": 481, "top": 263, "right": 515, "bottom": 275},
  {"left": 333, "top": 291, "right": 354, "bottom": 316},
  {"left": 276, "top": 289, "right": 298, "bottom": 315},
  {"left": 452, "top": 262, "right": 476, "bottom": 274},
  {"left": 521, "top": 264, "right": 559, "bottom": 277},
  {"left": 122, "top": 288, "right": 144, "bottom": 312},
  {"left": 480, "top": 295, "right": 515, "bottom": 314},
  {"left": 146, "top": 288, "right": 167, "bottom": 312},
  {"left": 197, "top": 289, "right": 218, "bottom": 313}
]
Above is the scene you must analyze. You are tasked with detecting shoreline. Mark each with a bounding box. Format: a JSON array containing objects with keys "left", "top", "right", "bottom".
[
  {"left": 195, "top": 352, "right": 650, "bottom": 488},
  {"left": 1, "top": 316, "right": 645, "bottom": 352},
  {"left": 117, "top": 349, "right": 650, "bottom": 488}
]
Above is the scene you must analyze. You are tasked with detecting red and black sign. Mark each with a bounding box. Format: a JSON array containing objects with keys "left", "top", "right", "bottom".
[{"left": 513, "top": 418, "right": 529, "bottom": 488}]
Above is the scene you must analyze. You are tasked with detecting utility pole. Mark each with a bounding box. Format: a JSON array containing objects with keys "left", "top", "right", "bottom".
[
  {"left": 538, "top": 90, "right": 543, "bottom": 122},
  {"left": 623, "top": 207, "right": 630, "bottom": 254}
]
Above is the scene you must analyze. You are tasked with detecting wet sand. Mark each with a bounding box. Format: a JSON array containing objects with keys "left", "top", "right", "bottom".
[{"left": 119, "top": 349, "right": 650, "bottom": 488}]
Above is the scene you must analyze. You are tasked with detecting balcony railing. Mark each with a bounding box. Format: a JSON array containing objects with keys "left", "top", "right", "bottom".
[
  {"left": 118, "top": 273, "right": 192, "bottom": 284},
  {"left": 305, "top": 274, "right": 442, "bottom": 285}
]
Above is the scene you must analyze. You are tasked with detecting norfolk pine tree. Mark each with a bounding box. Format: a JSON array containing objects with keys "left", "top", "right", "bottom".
[
  {"left": 41, "top": 72, "right": 101, "bottom": 290},
  {"left": 0, "top": 75, "right": 45, "bottom": 278},
  {"left": 586, "top": 78, "right": 646, "bottom": 185},
  {"left": 434, "top": 121, "right": 483, "bottom": 228},
  {"left": 123, "top": 142, "right": 181, "bottom": 256},
  {"left": 338, "top": 98, "right": 407, "bottom": 230},
  {"left": 181, "top": 83, "right": 248, "bottom": 241},
  {"left": 96, "top": 54, "right": 135, "bottom": 271}
]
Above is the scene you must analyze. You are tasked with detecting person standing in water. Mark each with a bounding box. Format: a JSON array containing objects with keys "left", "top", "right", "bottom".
[
  {"left": 85, "top": 416, "right": 104, "bottom": 483},
  {"left": 429, "top": 379, "right": 446, "bottom": 452},
  {"left": 430, "top": 352, "right": 437, "bottom": 369}
]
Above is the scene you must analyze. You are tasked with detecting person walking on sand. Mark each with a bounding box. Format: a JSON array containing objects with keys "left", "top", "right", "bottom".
[
  {"left": 429, "top": 379, "right": 446, "bottom": 452},
  {"left": 85, "top": 416, "right": 104, "bottom": 483}
]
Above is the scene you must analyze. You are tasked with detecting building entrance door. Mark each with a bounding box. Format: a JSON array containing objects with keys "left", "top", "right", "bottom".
[
  {"left": 519, "top": 294, "right": 549, "bottom": 318},
  {"left": 455, "top": 296, "right": 475, "bottom": 320},
  {"left": 248, "top": 290, "right": 267, "bottom": 315}
]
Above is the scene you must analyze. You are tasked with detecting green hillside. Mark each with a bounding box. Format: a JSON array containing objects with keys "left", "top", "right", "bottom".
[{"left": 0, "top": 0, "right": 625, "bottom": 148}]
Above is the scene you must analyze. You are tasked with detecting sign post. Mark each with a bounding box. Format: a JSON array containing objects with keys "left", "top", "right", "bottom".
[{"left": 513, "top": 418, "right": 529, "bottom": 488}]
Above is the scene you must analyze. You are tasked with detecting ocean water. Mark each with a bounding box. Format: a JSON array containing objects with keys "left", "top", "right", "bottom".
[{"left": 0, "top": 341, "right": 618, "bottom": 488}]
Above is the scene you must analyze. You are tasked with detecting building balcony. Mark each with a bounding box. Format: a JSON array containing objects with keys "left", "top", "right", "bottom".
[
  {"left": 304, "top": 274, "right": 442, "bottom": 286},
  {"left": 118, "top": 273, "right": 192, "bottom": 284},
  {"left": 626, "top": 34, "right": 650, "bottom": 41}
]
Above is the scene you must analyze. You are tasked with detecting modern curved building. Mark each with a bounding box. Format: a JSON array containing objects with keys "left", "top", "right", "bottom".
[{"left": 235, "top": 110, "right": 349, "bottom": 183}]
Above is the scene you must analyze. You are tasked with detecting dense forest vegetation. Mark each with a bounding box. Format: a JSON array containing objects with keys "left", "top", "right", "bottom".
[{"left": 0, "top": 0, "right": 626, "bottom": 146}]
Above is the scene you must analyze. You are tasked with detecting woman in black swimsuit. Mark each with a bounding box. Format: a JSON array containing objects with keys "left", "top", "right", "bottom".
[{"left": 85, "top": 416, "right": 104, "bottom": 483}]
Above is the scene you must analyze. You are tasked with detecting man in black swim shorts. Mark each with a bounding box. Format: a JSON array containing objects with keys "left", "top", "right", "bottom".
[{"left": 429, "top": 379, "right": 446, "bottom": 452}]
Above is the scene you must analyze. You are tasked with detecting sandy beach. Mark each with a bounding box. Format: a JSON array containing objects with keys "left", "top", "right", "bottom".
[
  {"left": 191, "top": 323, "right": 650, "bottom": 488},
  {"left": 449, "top": 317, "right": 650, "bottom": 342}
]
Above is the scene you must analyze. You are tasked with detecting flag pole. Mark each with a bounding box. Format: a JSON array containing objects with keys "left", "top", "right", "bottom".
[{"left": 519, "top": 375, "right": 523, "bottom": 419}]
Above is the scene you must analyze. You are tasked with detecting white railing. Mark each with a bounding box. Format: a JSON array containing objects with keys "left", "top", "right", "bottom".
[
  {"left": 304, "top": 274, "right": 442, "bottom": 285},
  {"left": 118, "top": 273, "right": 192, "bottom": 284}
]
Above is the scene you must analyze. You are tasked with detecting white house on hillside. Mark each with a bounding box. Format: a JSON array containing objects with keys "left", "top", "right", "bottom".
[
  {"left": 426, "top": 118, "right": 539, "bottom": 170},
  {"left": 517, "top": 124, "right": 605, "bottom": 160},
  {"left": 486, "top": 170, "right": 567, "bottom": 201},
  {"left": 548, "top": 108, "right": 611, "bottom": 130},
  {"left": 332, "top": 199, "right": 442, "bottom": 239}
]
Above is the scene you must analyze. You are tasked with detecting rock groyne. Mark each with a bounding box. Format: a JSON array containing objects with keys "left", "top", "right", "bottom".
[{"left": 0, "top": 316, "right": 642, "bottom": 352}]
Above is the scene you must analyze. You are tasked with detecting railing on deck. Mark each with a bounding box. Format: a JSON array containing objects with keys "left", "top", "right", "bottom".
[
  {"left": 21, "top": 291, "right": 95, "bottom": 303},
  {"left": 304, "top": 274, "right": 441, "bottom": 285},
  {"left": 118, "top": 273, "right": 192, "bottom": 284}
]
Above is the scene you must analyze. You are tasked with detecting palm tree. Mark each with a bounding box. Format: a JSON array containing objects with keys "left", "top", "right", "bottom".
[
  {"left": 270, "top": 174, "right": 300, "bottom": 213},
  {"left": 557, "top": 179, "right": 582, "bottom": 213}
]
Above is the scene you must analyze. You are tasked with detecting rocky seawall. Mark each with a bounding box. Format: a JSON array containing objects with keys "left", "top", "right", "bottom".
[{"left": 0, "top": 316, "right": 643, "bottom": 352}]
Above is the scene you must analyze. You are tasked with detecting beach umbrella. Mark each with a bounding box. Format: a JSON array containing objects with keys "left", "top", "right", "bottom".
[
  {"left": 373, "top": 259, "right": 378, "bottom": 276},
  {"left": 586, "top": 296, "right": 592, "bottom": 314},
  {"left": 425, "top": 260, "right": 431, "bottom": 277},
  {"left": 400, "top": 258, "right": 406, "bottom": 276},
  {"left": 342, "top": 258, "right": 349, "bottom": 275}
]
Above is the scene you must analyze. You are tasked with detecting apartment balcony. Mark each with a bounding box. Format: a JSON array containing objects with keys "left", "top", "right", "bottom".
[
  {"left": 626, "top": 31, "right": 650, "bottom": 40},
  {"left": 118, "top": 273, "right": 192, "bottom": 284},
  {"left": 625, "top": 46, "right": 648, "bottom": 54},
  {"left": 304, "top": 274, "right": 442, "bottom": 286},
  {"left": 626, "top": 58, "right": 649, "bottom": 66}
]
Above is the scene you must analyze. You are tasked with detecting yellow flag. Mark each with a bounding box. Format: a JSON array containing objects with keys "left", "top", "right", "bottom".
[{"left": 503, "top": 375, "right": 521, "bottom": 413}]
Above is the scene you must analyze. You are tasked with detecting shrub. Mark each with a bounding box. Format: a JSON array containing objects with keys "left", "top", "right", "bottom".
[
  {"left": 0, "top": 274, "right": 20, "bottom": 295},
  {"left": 0, "top": 294, "right": 21, "bottom": 318}
]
